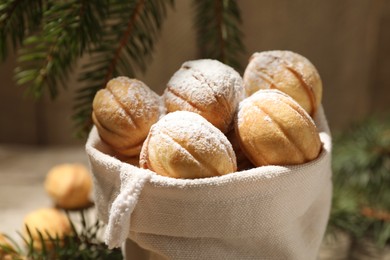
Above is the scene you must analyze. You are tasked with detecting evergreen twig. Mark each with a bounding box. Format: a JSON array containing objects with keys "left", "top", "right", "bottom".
[
  {"left": 0, "top": 0, "right": 44, "bottom": 60},
  {"left": 0, "top": 0, "right": 246, "bottom": 138},
  {"left": 14, "top": 0, "right": 108, "bottom": 99},
  {"left": 330, "top": 115, "right": 390, "bottom": 246},
  {"left": 73, "top": 0, "right": 174, "bottom": 137},
  {"left": 3, "top": 209, "right": 122, "bottom": 259},
  {"left": 193, "top": 0, "right": 245, "bottom": 70}
]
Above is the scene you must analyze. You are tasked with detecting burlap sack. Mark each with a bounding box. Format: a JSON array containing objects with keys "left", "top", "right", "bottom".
[{"left": 86, "top": 106, "right": 332, "bottom": 260}]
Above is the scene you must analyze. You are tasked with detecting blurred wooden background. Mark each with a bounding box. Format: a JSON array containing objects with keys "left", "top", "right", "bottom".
[{"left": 0, "top": 0, "right": 389, "bottom": 145}]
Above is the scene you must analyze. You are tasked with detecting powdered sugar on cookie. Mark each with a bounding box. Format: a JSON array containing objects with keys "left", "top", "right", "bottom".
[
  {"left": 164, "top": 59, "right": 244, "bottom": 133},
  {"left": 140, "top": 111, "right": 237, "bottom": 179}
]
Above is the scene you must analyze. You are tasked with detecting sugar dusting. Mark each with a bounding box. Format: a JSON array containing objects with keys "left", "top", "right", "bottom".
[
  {"left": 244, "top": 51, "right": 321, "bottom": 115},
  {"left": 93, "top": 76, "right": 165, "bottom": 156},
  {"left": 145, "top": 111, "right": 236, "bottom": 176},
  {"left": 164, "top": 59, "right": 244, "bottom": 121},
  {"left": 249, "top": 51, "right": 300, "bottom": 72},
  {"left": 157, "top": 111, "right": 234, "bottom": 157},
  {"left": 264, "top": 115, "right": 272, "bottom": 123},
  {"left": 238, "top": 89, "right": 318, "bottom": 132},
  {"left": 106, "top": 77, "right": 164, "bottom": 130}
]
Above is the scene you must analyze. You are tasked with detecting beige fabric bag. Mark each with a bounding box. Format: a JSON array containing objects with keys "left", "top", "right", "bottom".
[{"left": 86, "top": 107, "right": 332, "bottom": 260}]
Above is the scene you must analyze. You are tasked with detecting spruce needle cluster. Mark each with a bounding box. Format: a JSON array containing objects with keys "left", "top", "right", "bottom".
[
  {"left": 330, "top": 115, "right": 390, "bottom": 247},
  {"left": 0, "top": 0, "right": 245, "bottom": 137}
]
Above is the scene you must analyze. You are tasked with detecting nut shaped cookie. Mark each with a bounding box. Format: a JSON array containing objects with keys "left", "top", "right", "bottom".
[
  {"left": 243, "top": 50, "right": 322, "bottom": 117},
  {"left": 92, "top": 77, "right": 164, "bottom": 157},
  {"left": 23, "top": 208, "right": 71, "bottom": 249},
  {"left": 235, "top": 89, "right": 321, "bottom": 166},
  {"left": 164, "top": 59, "right": 244, "bottom": 133},
  {"left": 140, "top": 111, "right": 237, "bottom": 179},
  {"left": 44, "top": 163, "right": 92, "bottom": 210}
]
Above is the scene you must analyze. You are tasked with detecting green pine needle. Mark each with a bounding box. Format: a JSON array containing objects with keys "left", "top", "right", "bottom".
[
  {"left": 1, "top": 0, "right": 246, "bottom": 138},
  {"left": 330, "top": 114, "right": 390, "bottom": 246},
  {"left": 14, "top": 0, "right": 109, "bottom": 100},
  {"left": 73, "top": 0, "right": 174, "bottom": 137},
  {"left": 193, "top": 0, "right": 245, "bottom": 70},
  {"left": 2, "top": 209, "right": 123, "bottom": 260},
  {"left": 0, "top": 0, "right": 44, "bottom": 61}
]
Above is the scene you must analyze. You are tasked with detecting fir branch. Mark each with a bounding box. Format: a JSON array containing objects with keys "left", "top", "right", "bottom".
[
  {"left": 193, "top": 0, "right": 245, "bottom": 70},
  {"left": 14, "top": 0, "right": 108, "bottom": 99},
  {"left": 0, "top": 233, "right": 23, "bottom": 260},
  {"left": 9, "top": 209, "right": 123, "bottom": 259},
  {"left": 2, "top": 0, "right": 245, "bottom": 138},
  {"left": 104, "top": 0, "right": 146, "bottom": 84},
  {"left": 330, "top": 115, "right": 390, "bottom": 246},
  {"left": 73, "top": 0, "right": 174, "bottom": 137},
  {"left": 0, "top": 0, "right": 44, "bottom": 60}
]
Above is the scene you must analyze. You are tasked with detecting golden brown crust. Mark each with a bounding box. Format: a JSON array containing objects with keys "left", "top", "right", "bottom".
[
  {"left": 23, "top": 208, "right": 71, "bottom": 249},
  {"left": 140, "top": 111, "right": 237, "bottom": 179},
  {"left": 235, "top": 89, "right": 321, "bottom": 166},
  {"left": 44, "top": 164, "right": 93, "bottom": 210},
  {"left": 92, "top": 77, "right": 164, "bottom": 157},
  {"left": 243, "top": 50, "right": 322, "bottom": 117}
]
